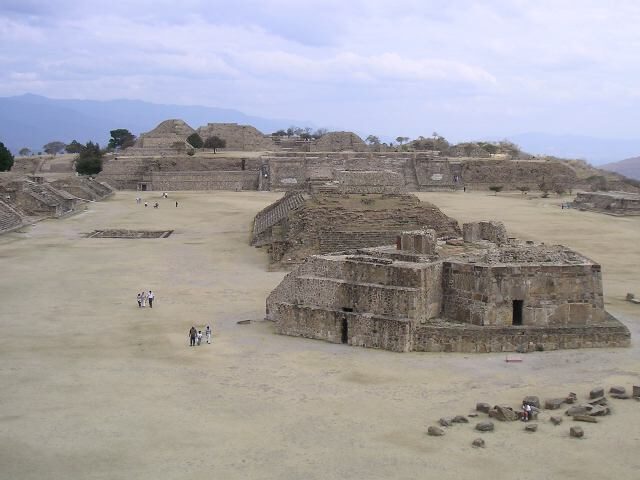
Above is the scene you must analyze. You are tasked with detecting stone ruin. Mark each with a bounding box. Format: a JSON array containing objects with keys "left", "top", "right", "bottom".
[
  {"left": 265, "top": 223, "right": 630, "bottom": 353},
  {"left": 0, "top": 175, "right": 113, "bottom": 235},
  {"left": 310, "top": 131, "right": 368, "bottom": 152},
  {"left": 196, "top": 123, "right": 276, "bottom": 151},
  {"left": 133, "top": 119, "right": 196, "bottom": 151},
  {"left": 572, "top": 191, "right": 640, "bottom": 216},
  {"left": 251, "top": 174, "right": 461, "bottom": 265}
]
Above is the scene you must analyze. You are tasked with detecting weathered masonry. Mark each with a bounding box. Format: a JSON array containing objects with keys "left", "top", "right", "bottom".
[
  {"left": 572, "top": 191, "right": 640, "bottom": 216},
  {"left": 266, "top": 224, "right": 630, "bottom": 353}
]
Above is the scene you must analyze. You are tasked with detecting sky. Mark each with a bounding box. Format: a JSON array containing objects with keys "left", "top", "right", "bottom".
[{"left": 2, "top": 0, "right": 640, "bottom": 142}]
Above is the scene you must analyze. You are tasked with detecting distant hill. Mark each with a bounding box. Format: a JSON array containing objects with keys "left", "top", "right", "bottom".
[
  {"left": 600, "top": 157, "right": 640, "bottom": 180},
  {"left": 505, "top": 132, "right": 640, "bottom": 165},
  {"left": 0, "top": 94, "right": 310, "bottom": 155}
]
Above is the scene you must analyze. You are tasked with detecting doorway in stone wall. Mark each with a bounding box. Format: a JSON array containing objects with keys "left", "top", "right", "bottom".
[
  {"left": 512, "top": 300, "right": 524, "bottom": 325},
  {"left": 341, "top": 308, "right": 352, "bottom": 344}
]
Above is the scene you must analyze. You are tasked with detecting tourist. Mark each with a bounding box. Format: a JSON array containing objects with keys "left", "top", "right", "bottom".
[
  {"left": 175, "top": 201, "right": 178, "bottom": 208},
  {"left": 137, "top": 292, "right": 142, "bottom": 308},
  {"left": 144, "top": 202, "right": 148, "bottom": 208},
  {"left": 148, "top": 290, "right": 154, "bottom": 308},
  {"left": 205, "top": 324, "right": 212, "bottom": 344},
  {"left": 197, "top": 330, "right": 203, "bottom": 346},
  {"left": 154, "top": 202, "right": 159, "bottom": 208},
  {"left": 141, "top": 291, "right": 147, "bottom": 307},
  {"left": 521, "top": 402, "right": 531, "bottom": 421},
  {"left": 189, "top": 326, "right": 197, "bottom": 346}
]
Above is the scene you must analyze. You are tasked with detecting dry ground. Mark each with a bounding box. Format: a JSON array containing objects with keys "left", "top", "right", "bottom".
[{"left": 1, "top": 190, "right": 639, "bottom": 480}]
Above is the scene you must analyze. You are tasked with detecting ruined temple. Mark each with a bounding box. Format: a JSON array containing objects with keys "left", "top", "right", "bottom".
[
  {"left": 251, "top": 171, "right": 461, "bottom": 265},
  {"left": 266, "top": 223, "right": 630, "bottom": 353},
  {"left": 133, "top": 119, "right": 196, "bottom": 150},
  {"left": 572, "top": 191, "right": 640, "bottom": 216},
  {"left": 311, "top": 131, "right": 368, "bottom": 152},
  {"left": 196, "top": 123, "right": 276, "bottom": 151}
]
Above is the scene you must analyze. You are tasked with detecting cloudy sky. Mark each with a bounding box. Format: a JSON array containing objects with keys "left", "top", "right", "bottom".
[{"left": 2, "top": 0, "right": 640, "bottom": 141}]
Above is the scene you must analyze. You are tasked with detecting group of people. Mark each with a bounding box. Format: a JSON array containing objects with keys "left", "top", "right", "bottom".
[
  {"left": 136, "top": 290, "right": 155, "bottom": 308},
  {"left": 188, "top": 325, "right": 212, "bottom": 346},
  {"left": 135, "top": 193, "right": 178, "bottom": 208}
]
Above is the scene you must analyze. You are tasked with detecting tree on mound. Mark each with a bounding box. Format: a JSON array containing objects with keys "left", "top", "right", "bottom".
[
  {"left": 108, "top": 129, "right": 136, "bottom": 150},
  {"left": 186, "top": 133, "right": 204, "bottom": 149},
  {"left": 66, "top": 140, "right": 84, "bottom": 154},
  {"left": 0, "top": 142, "right": 14, "bottom": 171},
  {"left": 204, "top": 135, "right": 226, "bottom": 153},
  {"left": 44, "top": 141, "right": 66, "bottom": 156},
  {"left": 75, "top": 142, "right": 104, "bottom": 175},
  {"left": 19, "top": 147, "right": 31, "bottom": 156}
]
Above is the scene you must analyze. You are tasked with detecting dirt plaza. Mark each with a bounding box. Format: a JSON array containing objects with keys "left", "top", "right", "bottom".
[{"left": 1, "top": 190, "right": 639, "bottom": 480}]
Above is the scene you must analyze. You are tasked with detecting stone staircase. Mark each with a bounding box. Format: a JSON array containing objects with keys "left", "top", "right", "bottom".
[
  {"left": 251, "top": 192, "right": 306, "bottom": 244},
  {"left": 0, "top": 200, "right": 24, "bottom": 233}
]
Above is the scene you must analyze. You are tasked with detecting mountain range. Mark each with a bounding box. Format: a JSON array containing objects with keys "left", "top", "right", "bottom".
[
  {"left": 0, "top": 94, "right": 308, "bottom": 154},
  {"left": 599, "top": 157, "right": 640, "bottom": 180},
  {"left": 2, "top": 94, "right": 640, "bottom": 169}
]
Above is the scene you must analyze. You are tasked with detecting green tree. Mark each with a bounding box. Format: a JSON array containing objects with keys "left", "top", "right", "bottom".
[
  {"left": 19, "top": 147, "right": 31, "bottom": 156},
  {"left": 0, "top": 142, "right": 14, "bottom": 171},
  {"left": 74, "top": 141, "right": 103, "bottom": 175},
  {"left": 66, "top": 140, "right": 84, "bottom": 154},
  {"left": 366, "top": 135, "right": 381, "bottom": 146},
  {"left": 272, "top": 130, "right": 287, "bottom": 136},
  {"left": 312, "top": 128, "right": 328, "bottom": 139},
  {"left": 204, "top": 135, "right": 226, "bottom": 153},
  {"left": 43, "top": 141, "right": 66, "bottom": 155},
  {"left": 108, "top": 129, "right": 136, "bottom": 150},
  {"left": 489, "top": 185, "right": 503, "bottom": 195},
  {"left": 186, "top": 133, "right": 204, "bottom": 149},
  {"left": 395, "top": 136, "right": 410, "bottom": 145}
]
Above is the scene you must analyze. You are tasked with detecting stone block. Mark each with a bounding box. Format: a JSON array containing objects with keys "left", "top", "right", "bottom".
[{"left": 570, "top": 426, "right": 584, "bottom": 438}]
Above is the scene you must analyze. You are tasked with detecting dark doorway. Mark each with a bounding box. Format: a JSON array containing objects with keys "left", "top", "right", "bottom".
[
  {"left": 512, "top": 300, "right": 524, "bottom": 325},
  {"left": 241, "top": 159, "right": 246, "bottom": 171},
  {"left": 341, "top": 317, "right": 349, "bottom": 344},
  {"left": 140, "top": 184, "right": 147, "bottom": 191}
]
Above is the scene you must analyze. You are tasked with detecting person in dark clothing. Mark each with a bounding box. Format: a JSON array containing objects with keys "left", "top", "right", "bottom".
[{"left": 189, "top": 326, "right": 197, "bottom": 346}]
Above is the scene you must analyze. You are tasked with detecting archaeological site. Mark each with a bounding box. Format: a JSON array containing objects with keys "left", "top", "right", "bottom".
[
  {"left": 266, "top": 223, "right": 630, "bottom": 353},
  {"left": 572, "top": 191, "right": 640, "bottom": 215}
]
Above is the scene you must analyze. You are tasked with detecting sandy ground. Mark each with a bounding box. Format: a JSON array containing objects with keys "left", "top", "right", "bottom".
[{"left": 0, "top": 190, "right": 639, "bottom": 480}]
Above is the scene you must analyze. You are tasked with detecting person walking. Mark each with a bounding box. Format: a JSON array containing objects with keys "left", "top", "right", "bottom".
[
  {"left": 189, "top": 326, "right": 197, "bottom": 346},
  {"left": 205, "top": 324, "right": 212, "bottom": 344},
  {"left": 137, "top": 293, "right": 142, "bottom": 308},
  {"left": 175, "top": 201, "right": 178, "bottom": 208},
  {"left": 197, "top": 330, "right": 203, "bottom": 346},
  {"left": 141, "top": 291, "right": 147, "bottom": 307},
  {"left": 148, "top": 290, "right": 154, "bottom": 308}
]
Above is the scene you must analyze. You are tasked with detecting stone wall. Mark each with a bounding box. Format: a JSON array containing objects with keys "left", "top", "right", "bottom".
[
  {"left": 572, "top": 191, "right": 640, "bottom": 215},
  {"left": 334, "top": 170, "right": 406, "bottom": 194},
  {"left": 150, "top": 171, "right": 259, "bottom": 191},
  {"left": 461, "top": 160, "right": 577, "bottom": 190},
  {"left": 463, "top": 221, "right": 508, "bottom": 244},
  {"left": 412, "top": 320, "right": 630, "bottom": 353},
  {"left": 441, "top": 262, "right": 604, "bottom": 327},
  {"left": 196, "top": 123, "right": 276, "bottom": 151}
]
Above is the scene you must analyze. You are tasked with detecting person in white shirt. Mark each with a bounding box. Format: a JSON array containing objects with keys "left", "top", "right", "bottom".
[
  {"left": 141, "top": 291, "right": 147, "bottom": 307},
  {"left": 205, "top": 325, "right": 212, "bottom": 344},
  {"left": 148, "top": 291, "right": 155, "bottom": 308},
  {"left": 196, "top": 330, "right": 203, "bottom": 346}
]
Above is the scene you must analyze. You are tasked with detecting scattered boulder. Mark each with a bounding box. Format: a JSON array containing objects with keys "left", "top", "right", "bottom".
[
  {"left": 523, "top": 396, "right": 540, "bottom": 409},
  {"left": 588, "top": 405, "right": 610, "bottom": 416},
  {"left": 633, "top": 386, "right": 640, "bottom": 398},
  {"left": 565, "top": 405, "right": 589, "bottom": 416},
  {"left": 525, "top": 423, "right": 538, "bottom": 432},
  {"left": 446, "top": 238, "right": 464, "bottom": 246},
  {"left": 588, "top": 396, "right": 608, "bottom": 406},
  {"left": 565, "top": 392, "right": 577, "bottom": 404},
  {"left": 589, "top": 387, "right": 604, "bottom": 399},
  {"left": 427, "top": 426, "right": 445, "bottom": 436},
  {"left": 453, "top": 415, "right": 469, "bottom": 424},
  {"left": 611, "top": 393, "right": 630, "bottom": 400},
  {"left": 472, "top": 438, "right": 486, "bottom": 448},
  {"left": 609, "top": 386, "right": 625, "bottom": 395},
  {"left": 489, "top": 405, "right": 518, "bottom": 421},
  {"left": 476, "top": 421, "right": 495, "bottom": 432},
  {"left": 573, "top": 415, "right": 598, "bottom": 423},
  {"left": 439, "top": 417, "right": 453, "bottom": 427},
  {"left": 468, "top": 413, "right": 479, "bottom": 418},
  {"left": 476, "top": 402, "right": 491, "bottom": 414},
  {"left": 544, "top": 398, "right": 565, "bottom": 410},
  {"left": 570, "top": 426, "right": 584, "bottom": 438},
  {"left": 550, "top": 416, "right": 563, "bottom": 426}
]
